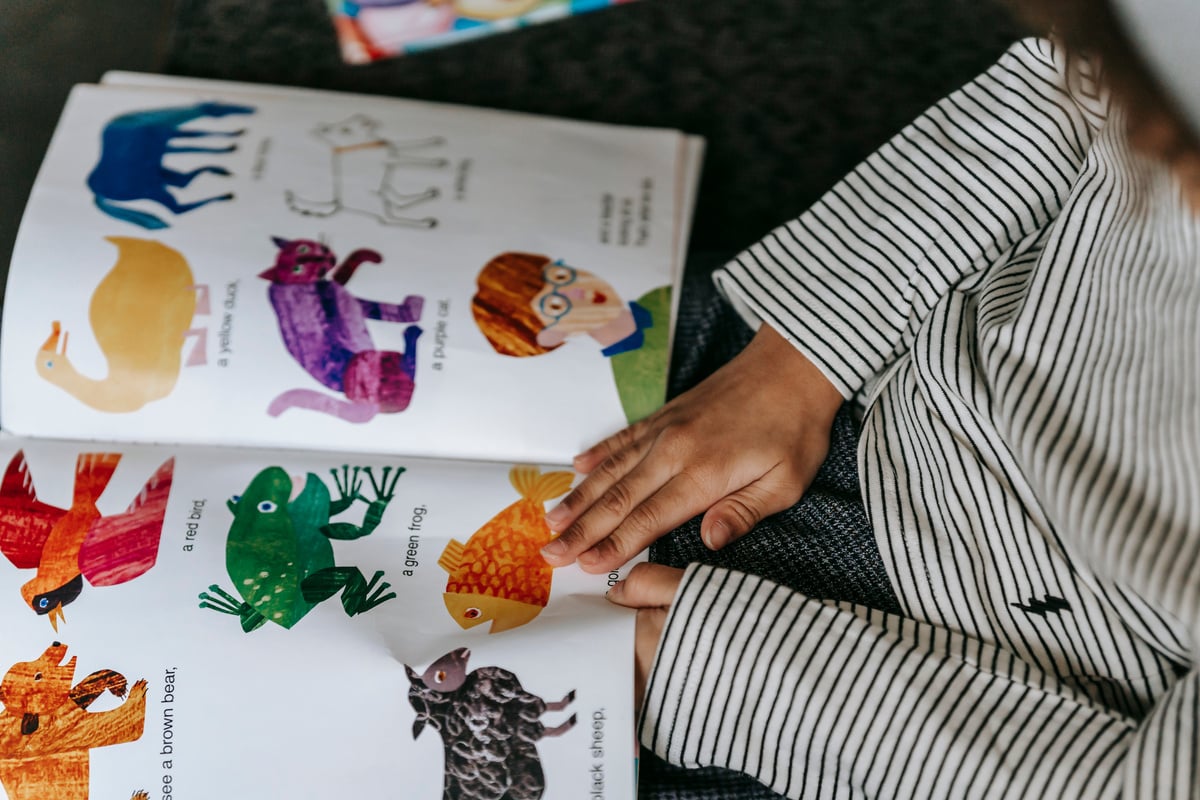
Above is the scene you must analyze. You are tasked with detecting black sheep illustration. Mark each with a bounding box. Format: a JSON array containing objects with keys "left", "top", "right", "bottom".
[{"left": 405, "top": 647, "right": 577, "bottom": 800}]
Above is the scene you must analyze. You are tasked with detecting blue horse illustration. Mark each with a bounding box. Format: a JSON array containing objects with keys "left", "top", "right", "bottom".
[{"left": 87, "top": 101, "right": 256, "bottom": 230}]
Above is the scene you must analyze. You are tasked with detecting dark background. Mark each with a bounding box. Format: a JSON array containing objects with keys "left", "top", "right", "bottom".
[{"left": 1, "top": 0, "right": 169, "bottom": 278}]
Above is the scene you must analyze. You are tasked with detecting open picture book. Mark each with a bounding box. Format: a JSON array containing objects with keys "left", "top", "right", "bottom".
[{"left": 0, "top": 72, "right": 703, "bottom": 799}]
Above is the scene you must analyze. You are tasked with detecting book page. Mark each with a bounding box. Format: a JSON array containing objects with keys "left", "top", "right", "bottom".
[
  {"left": 0, "top": 436, "right": 637, "bottom": 798},
  {"left": 3, "top": 82, "right": 693, "bottom": 464}
]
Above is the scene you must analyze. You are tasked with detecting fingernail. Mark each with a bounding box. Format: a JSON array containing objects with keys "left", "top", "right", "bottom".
[
  {"left": 606, "top": 580, "right": 625, "bottom": 599},
  {"left": 703, "top": 520, "right": 730, "bottom": 550},
  {"left": 577, "top": 548, "right": 600, "bottom": 566},
  {"left": 545, "top": 504, "right": 568, "bottom": 527},
  {"left": 541, "top": 539, "right": 567, "bottom": 561}
]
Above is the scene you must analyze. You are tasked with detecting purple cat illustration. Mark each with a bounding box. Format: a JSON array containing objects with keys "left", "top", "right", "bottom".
[{"left": 261, "top": 236, "right": 423, "bottom": 423}]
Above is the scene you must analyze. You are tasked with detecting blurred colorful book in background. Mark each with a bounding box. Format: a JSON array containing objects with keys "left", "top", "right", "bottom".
[{"left": 329, "top": 0, "right": 641, "bottom": 64}]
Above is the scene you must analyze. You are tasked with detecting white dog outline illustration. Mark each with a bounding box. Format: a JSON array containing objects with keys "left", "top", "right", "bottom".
[{"left": 285, "top": 113, "right": 448, "bottom": 228}]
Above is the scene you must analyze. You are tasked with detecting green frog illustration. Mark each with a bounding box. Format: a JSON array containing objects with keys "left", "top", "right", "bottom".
[{"left": 198, "top": 464, "right": 401, "bottom": 632}]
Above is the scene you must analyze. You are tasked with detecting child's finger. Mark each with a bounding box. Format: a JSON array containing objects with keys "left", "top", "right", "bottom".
[
  {"left": 543, "top": 443, "right": 668, "bottom": 566},
  {"left": 606, "top": 563, "right": 685, "bottom": 608},
  {"left": 700, "top": 468, "right": 807, "bottom": 549},
  {"left": 545, "top": 430, "right": 653, "bottom": 533},
  {"left": 574, "top": 468, "right": 742, "bottom": 573},
  {"left": 571, "top": 414, "right": 656, "bottom": 474}
]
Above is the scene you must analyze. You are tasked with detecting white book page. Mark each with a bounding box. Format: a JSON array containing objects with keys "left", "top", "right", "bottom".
[
  {"left": 0, "top": 438, "right": 637, "bottom": 798},
  {"left": 3, "top": 82, "right": 687, "bottom": 463}
]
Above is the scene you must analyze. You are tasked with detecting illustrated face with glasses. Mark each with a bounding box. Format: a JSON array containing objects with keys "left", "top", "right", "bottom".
[{"left": 530, "top": 261, "right": 628, "bottom": 348}]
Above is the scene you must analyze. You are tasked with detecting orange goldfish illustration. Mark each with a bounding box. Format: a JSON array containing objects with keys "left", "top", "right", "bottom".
[
  {"left": 0, "top": 451, "right": 174, "bottom": 630},
  {"left": 438, "top": 466, "right": 573, "bottom": 634}
]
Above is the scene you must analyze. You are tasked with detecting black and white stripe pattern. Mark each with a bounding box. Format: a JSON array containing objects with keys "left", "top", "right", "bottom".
[{"left": 641, "top": 39, "right": 1200, "bottom": 798}]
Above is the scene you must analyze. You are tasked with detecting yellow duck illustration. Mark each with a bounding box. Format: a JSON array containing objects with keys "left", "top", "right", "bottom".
[
  {"left": 36, "top": 237, "right": 208, "bottom": 413},
  {"left": 438, "top": 466, "right": 573, "bottom": 634}
]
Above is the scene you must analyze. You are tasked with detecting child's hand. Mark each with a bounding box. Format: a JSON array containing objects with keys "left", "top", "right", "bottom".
[
  {"left": 542, "top": 324, "right": 843, "bottom": 573},
  {"left": 606, "top": 563, "right": 685, "bottom": 714}
]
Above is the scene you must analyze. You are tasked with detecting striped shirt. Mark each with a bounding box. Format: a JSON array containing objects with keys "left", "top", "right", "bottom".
[{"left": 640, "top": 39, "right": 1200, "bottom": 798}]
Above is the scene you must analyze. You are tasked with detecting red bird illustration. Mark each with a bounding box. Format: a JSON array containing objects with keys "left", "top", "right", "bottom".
[{"left": 0, "top": 451, "right": 174, "bottom": 629}]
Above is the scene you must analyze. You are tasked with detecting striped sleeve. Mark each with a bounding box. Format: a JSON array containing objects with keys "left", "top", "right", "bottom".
[
  {"left": 713, "top": 38, "right": 1098, "bottom": 399},
  {"left": 640, "top": 565, "right": 1198, "bottom": 798}
]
